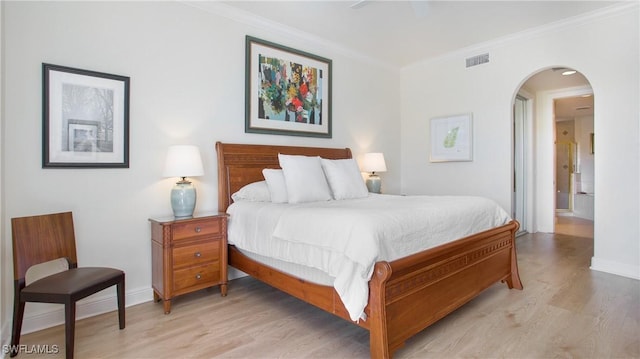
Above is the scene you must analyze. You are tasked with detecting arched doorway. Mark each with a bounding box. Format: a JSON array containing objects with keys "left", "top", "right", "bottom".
[{"left": 512, "top": 67, "right": 594, "bottom": 236}]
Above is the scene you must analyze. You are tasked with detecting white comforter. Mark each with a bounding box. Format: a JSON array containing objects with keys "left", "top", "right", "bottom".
[{"left": 227, "top": 194, "right": 511, "bottom": 322}]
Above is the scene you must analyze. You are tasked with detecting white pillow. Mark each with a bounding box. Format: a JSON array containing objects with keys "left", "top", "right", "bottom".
[
  {"left": 231, "top": 181, "right": 271, "bottom": 202},
  {"left": 262, "top": 169, "right": 288, "bottom": 203},
  {"left": 278, "top": 154, "right": 332, "bottom": 203},
  {"left": 320, "top": 158, "right": 369, "bottom": 200}
]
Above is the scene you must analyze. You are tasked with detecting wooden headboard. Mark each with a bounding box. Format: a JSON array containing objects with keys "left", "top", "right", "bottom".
[{"left": 215, "top": 142, "right": 352, "bottom": 211}]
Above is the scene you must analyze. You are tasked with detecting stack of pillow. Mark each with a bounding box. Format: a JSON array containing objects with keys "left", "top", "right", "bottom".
[{"left": 231, "top": 154, "right": 369, "bottom": 204}]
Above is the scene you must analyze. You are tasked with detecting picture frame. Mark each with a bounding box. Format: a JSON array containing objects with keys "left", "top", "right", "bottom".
[
  {"left": 43, "top": 63, "right": 130, "bottom": 168},
  {"left": 245, "top": 36, "right": 332, "bottom": 138},
  {"left": 429, "top": 113, "right": 473, "bottom": 162}
]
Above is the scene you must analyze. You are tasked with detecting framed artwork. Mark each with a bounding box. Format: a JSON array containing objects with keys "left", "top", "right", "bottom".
[
  {"left": 43, "top": 63, "right": 130, "bottom": 168},
  {"left": 430, "top": 113, "right": 473, "bottom": 162},
  {"left": 245, "top": 36, "right": 332, "bottom": 138}
]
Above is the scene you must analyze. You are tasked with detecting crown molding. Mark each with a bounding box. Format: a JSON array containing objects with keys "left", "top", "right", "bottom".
[
  {"left": 179, "top": 1, "right": 400, "bottom": 73},
  {"left": 180, "top": 1, "right": 636, "bottom": 71}
]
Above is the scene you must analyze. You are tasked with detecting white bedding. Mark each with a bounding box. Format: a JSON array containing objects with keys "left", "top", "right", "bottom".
[{"left": 227, "top": 194, "right": 511, "bottom": 322}]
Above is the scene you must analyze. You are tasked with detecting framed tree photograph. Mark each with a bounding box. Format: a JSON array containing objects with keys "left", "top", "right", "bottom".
[
  {"left": 245, "top": 36, "right": 332, "bottom": 138},
  {"left": 43, "top": 63, "right": 130, "bottom": 168},
  {"left": 430, "top": 113, "right": 473, "bottom": 162}
]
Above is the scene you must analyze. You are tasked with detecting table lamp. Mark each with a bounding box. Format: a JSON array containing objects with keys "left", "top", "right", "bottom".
[
  {"left": 163, "top": 145, "right": 204, "bottom": 218},
  {"left": 361, "top": 152, "right": 387, "bottom": 193}
]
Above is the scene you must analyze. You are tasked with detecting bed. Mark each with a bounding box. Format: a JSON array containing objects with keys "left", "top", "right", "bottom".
[{"left": 216, "top": 142, "right": 522, "bottom": 358}]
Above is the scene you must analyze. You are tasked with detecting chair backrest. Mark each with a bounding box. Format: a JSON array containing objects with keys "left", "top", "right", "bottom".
[{"left": 11, "top": 212, "right": 78, "bottom": 281}]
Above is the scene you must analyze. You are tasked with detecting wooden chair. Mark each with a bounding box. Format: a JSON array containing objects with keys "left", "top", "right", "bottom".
[{"left": 10, "top": 212, "right": 125, "bottom": 359}]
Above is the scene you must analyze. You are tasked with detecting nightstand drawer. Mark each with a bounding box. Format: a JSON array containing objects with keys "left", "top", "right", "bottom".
[
  {"left": 172, "top": 220, "right": 221, "bottom": 240},
  {"left": 172, "top": 241, "right": 220, "bottom": 268},
  {"left": 173, "top": 263, "right": 220, "bottom": 292}
]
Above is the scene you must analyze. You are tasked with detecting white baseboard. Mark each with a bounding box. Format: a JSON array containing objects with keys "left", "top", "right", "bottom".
[
  {"left": 591, "top": 257, "right": 640, "bottom": 280},
  {"left": 16, "top": 286, "right": 153, "bottom": 336}
]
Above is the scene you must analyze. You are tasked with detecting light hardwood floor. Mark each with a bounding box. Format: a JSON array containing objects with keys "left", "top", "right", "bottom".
[{"left": 15, "top": 217, "right": 639, "bottom": 358}]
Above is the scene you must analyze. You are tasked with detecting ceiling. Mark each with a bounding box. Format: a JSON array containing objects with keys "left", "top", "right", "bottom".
[
  {"left": 220, "top": 0, "right": 621, "bottom": 67},
  {"left": 554, "top": 94, "right": 594, "bottom": 119}
]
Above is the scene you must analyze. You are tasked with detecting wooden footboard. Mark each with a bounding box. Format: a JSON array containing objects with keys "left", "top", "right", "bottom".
[
  {"left": 368, "top": 220, "right": 521, "bottom": 358},
  {"left": 228, "top": 220, "right": 521, "bottom": 358}
]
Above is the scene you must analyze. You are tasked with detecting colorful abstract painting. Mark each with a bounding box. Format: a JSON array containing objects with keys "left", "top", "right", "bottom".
[
  {"left": 246, "top": 36, "right": 331, "bottom": 138},
  {"left": 258, "top": 55, "right": 323, "bottom": 125}
]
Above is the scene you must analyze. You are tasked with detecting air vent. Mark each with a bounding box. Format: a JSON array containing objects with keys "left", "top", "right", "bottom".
[{"left": 466, "top": 53, "right": 490, "bottom": 68}]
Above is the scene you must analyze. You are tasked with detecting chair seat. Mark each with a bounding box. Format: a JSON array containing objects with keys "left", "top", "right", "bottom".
[{"left": 21, "top": 267, "right": 124, "bottom": 300}]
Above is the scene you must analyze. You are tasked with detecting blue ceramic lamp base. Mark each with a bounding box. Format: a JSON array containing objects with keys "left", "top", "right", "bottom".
[
  {"left": 171, "top": 179, "right": 197, "bottom": 218},
  {"left": 366, "top": 174, "right": 382, "bottom": 194}
]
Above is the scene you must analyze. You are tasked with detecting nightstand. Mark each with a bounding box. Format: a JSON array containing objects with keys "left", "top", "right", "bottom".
[{"left": 149, "top": 213, "right": 228, "bottom": 314}]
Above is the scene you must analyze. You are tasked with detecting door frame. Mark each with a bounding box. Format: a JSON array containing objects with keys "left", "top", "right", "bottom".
[
  {"left": 535, "top": 85, "right": 593, "bottom": 232},
  {"left": 513, "top": 94, "right": 532, "bottom": 234}
]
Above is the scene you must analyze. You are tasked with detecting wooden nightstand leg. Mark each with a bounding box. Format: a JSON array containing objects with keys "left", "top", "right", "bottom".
[
  {"left": 220, "top": 283, "right": 228, "bottom": 297},
  {"left": 163, "top": 299, "right": 172, "bottom": 314},
  {"left": 153, "top": 291, "right": 160, "bottom": 303}
]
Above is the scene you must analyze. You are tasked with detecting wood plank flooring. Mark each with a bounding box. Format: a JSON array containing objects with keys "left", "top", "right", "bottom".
[{"left": 15, "top": 218, "right": 640, "bottom": 358}]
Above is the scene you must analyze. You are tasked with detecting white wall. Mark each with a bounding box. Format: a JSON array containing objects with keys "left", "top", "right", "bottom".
[
  {"left": 0, "top": 1, "right": 401, "bottom": 337},
  {"left": 400, "top": 4, "right": 639, "bottom": 279},
  {"left": 0, "top": 0, "right": 5, "bottom": 348}
]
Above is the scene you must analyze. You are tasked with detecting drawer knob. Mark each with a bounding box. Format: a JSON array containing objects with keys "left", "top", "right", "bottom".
[
  {"left": 195, "top": 273, "right": 202, "bottom": 280},
  {"left": 194, "top": 226, "right": 201, "bottom": 233},
  {"left": 194, "top": 252, "right": 202, "bottom": 258}
]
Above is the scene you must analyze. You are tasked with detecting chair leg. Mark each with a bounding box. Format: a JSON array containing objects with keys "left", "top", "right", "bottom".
[
  {"left": 10, "top": 296, "right": 25, "bottom": 357},
  {"left": 64, "top": 302, "right": 76, "bottom": 359},
  {"left": 117, "top": 275, "right": 125, "bottom": 330}
]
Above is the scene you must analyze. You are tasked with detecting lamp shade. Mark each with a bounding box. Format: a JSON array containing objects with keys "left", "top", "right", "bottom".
[
  {"left": 361, "top": 152, "right": 387, "bottom": 173},
  {"left": 163, "top": 145, "right": 204, "bottom": 178}
]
